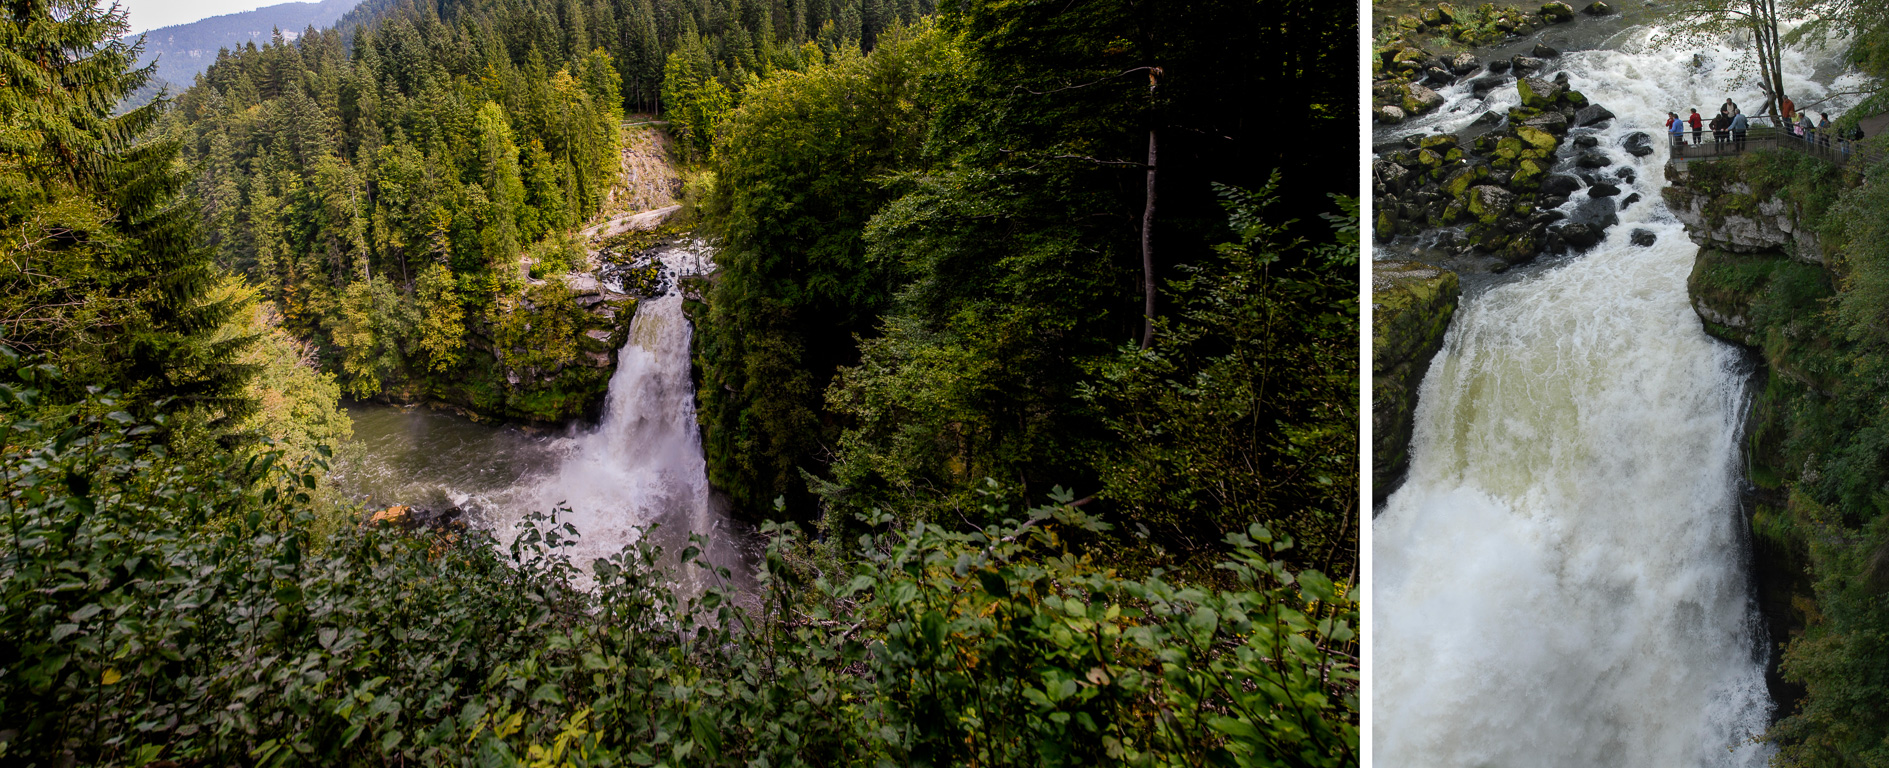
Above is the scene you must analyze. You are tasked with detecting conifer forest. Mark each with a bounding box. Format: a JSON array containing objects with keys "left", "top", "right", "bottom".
[{"left": 0, "top": 0, "right": 1360, "bottom": 763}]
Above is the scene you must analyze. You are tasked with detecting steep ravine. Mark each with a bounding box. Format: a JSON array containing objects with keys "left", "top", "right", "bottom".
[{"left": 1369, "top": 21, "right": 1866, "bottom": 767}]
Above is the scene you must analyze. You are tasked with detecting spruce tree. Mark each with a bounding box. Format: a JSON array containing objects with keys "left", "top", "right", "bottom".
[{"left": 0, "top": 0, "right": 254, "bottom": 429}]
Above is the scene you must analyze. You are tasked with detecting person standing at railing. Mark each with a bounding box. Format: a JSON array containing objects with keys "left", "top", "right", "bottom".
[
  {"left": 1721, "top": 98, "right": 1738, "bottom": 119},
  {"left": 1669, "top": 111, "right": 1686, "bottom": 150},
  {"left": 1731, "top": 110, "right": 1749, "bottom": 151},
  {"left": 1781, "top": 94, "right": 1796, "bottom": 122},
  {"left": 1800, "top": 112, "right": 1815, "bottom": 146},
  {"left": 1819, "top": 114, "right": 1833, "bottom": 148},
  {"left": 1711, "top": 112, "right": 1731, "bottom": 151},
  {"left": 1688, "top": 109, "right": 1704, "bottom": 145}
]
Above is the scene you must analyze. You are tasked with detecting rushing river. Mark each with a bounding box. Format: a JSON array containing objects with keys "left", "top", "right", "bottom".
[
  {"left": 334, "top": 246, "right": 750, "bottom": 592},
  {"left": 1374, "top": 24, "right": 1867, "bottom": 768}
]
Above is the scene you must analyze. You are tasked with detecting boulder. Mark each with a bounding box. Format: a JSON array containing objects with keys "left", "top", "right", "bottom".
[
  {"left": 1589, "top": 182, "right": 1622, "bottom": 197},
  {"left": 1541, "top": 1, "right": 1576, "bottom": 22},
  {"left": 1522, "top": 111, "right": 1570, "bottom": 135},
  {"left": 1533, "top": 43, "right": 1562, "bottom": 59},
  {"left": 1559, "top": 222, "right": 1600, "bottom": 248},
  {"left": 1630, "top": 229, "right": 1658, "bottom": 246},
  {"left": 1376, "top": 105, "right": 1408, "bottom": 123},
  {"left": 1373, "top": 261, "right": 1461, "bottom": 500},
  {"left": 1450, "top": 53, "right": 1480, "bottom": 75},
  {"left": 1405, "top": 82, "right": 1446, "bottom": 115},
  {"left": 1468, "top": 185, "right": 1518, "bottom": 223},
  {"left": 1375, "top": 160, "right": 1411, "bottom": 193},
  {"left": 1470, "top": 110, "right": 1504, "bottom": 126},
  {"left": 1488, "top": 59, "right": 1513, "bottom": 73},
  {"left": 1541, "top": 174, "right": 1583, "bottom": 196},
  {"left": 1623, "top": 132, "right": 1655, "bottom": 156},
  {"left": 1470, "top": 76, "right": 1509, "bottom": 95},
  {"left": 1515, "top": 124, "right": 1560, "bottom": 150},
  {"left": 1573, "top": 135, "right": 1599, "bottom": 148},
  {"left": 1517, "top": 76, "right": 1566, "bottom": 108},
  {"left": 1512, "top": 55, "right": 1547, "bottom": 76},
  {"left": 1576, "top": 150, "right": 1613, "bottom": 168},
  {"left": 1425, "top": 66, "right": 1457, "bottom": 85},
  {"left": 1422, "top": 4, "right": 1455, "bottom": 26},
  {"left": 1583, "top": 0, "right": 1612, "bottom": 13},
  {"left": 1621, "top": 192, "right": 1643, "bottom": 209},
  {"left": 1574, "top": 104, "right": 1616, "bottom": 127}
]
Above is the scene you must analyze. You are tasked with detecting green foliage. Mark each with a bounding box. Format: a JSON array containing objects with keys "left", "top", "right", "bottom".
[
  {"left": 701, "top": 21, "right": 957, "bottom": 514},
  {"left": 0, "top": 381, "right": 1356, "bottom": 766},
  {"left": 0, "top": 0, "right": 255, "bottom": 431},
  {"left": 1080, "top": 182, "right": 1359, "bottom": 569}
]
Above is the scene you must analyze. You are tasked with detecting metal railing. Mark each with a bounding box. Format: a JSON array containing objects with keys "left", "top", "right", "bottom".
[{"left": 1669, "top": 114, "right": 1880, "bottom": 167}]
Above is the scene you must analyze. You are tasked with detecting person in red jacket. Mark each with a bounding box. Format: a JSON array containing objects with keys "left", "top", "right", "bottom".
[
  {"left": 1688, "top": 108, "right": 1704, "bottom": 144},
  {"left": 1781, "top": 94, "right": 1795, "bottom": 122}
]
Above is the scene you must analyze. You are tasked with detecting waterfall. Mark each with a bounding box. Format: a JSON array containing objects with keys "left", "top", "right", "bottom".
[
  {"left": 1374, "top": 26, "right": 1865, "bottom": 767},
  {"left": 488, "top": 243, "right": 741, "bottom": 589}
]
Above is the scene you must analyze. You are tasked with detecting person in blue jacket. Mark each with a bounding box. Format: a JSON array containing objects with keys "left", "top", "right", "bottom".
[
  {"left": 1668, "top": 111, "right": 1686, "bottom": 150},
  {"left": 1730, "top": 110, "right": 1749, "bottom": 151}
]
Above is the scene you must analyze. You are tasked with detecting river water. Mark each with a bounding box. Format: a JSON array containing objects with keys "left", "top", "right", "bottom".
[
  {"left": 1374, "top": 24, "right": 1865, "bottom": 768},
  {"left": 333, "top": 246, "right": 750, "bottom": 592}
]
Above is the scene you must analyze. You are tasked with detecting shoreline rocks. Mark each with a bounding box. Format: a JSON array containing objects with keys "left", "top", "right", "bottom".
[
  {"left": 1372, "top": 2, "right": 1583, "bottom": 122},
  {"left": 1373, "top": 77, "right": 1628, "bottom": 265}
]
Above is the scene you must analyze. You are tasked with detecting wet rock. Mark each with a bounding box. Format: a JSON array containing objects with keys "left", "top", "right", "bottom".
[
  {"left": 1512, "top": 55, "right": 1547, "bottom": 76},
  {"left": 1583, "top": 0, "right": 1612, "bottom": 13},
  {"left": 1589, "top": 182, "right": 1621, "bottom": 196},
  {"left": 1623, "top": 132, "right": 1655, "bottom": 156},
  {"left": 1425, "top": 66, "right": 1457, "bottom": 85},
  {"left": 1488, "top": 59, "right": 1512, "bottom": 73},
  {"left": 1470, "top": 76, "right": 1509, "bottom": 95},
  {"left": 1621, "top": 192, "right": 1643, "bottom": 209},
  {"left": 1574, "top": 104, "right": 1616, "bottom": 127},
  {"left": 1559, "top": 222, "right": 1600, "bottom": 248},
  {"left": 1541, "top": 174, "right": 1583, "bottom": 196},
  {"left": 1572, "top": 195, "right": 1619, "bottom": 229},
  {"left": 1541, "top": 1, "right": 1576, "bottom": 21},
  {"left": 1630, "top": 228, "right": 1658, "bottom": 246},
  {"left": 1450, "top": 53, "right": 1480, "bottom": 75},
  {"left": 1576, "top": 150, "right": 1614, "bottom": 168},
  {"left": 1573, "top": 135, "right": 1599, "bottom": 148},
  {"left": 1614, "top": 167, "right": 1636, "bottom": 184},
  {"left": 1406, "top": 82, "right": 1446, "bottom": 115},
  {"left": 1523, "top": 111, "right": 1570, "bottom": 135},
  {"left": 1376, "top": 105, "right": 1408, "bottom": 123},
  {"left": 1375, "top": 160, "right": 1412, "bottom": 193},
  {"left": 1470, "top": 110, "right": 1504, "bottom": 127},
  {"left": 1373, "top": 261, "right": 1461, "bottom": 500},
  {"left": 1533, "top": 43, "right": 1562, "bottom": 59}
]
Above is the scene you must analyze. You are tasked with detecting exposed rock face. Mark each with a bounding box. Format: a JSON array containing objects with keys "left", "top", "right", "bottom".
[
  {"left": 1373, "top": 260, "right": 1461, "bottom": 502},
  {"left": 1663, "top": 165, "right": 1825, "bottom": 263},
  {"left": 1373, "top": 78, "right": 1624, "bottom": 263}
]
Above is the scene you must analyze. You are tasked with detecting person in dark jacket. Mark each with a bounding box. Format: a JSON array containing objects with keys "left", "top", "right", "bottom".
[{"left": 1710, "top": 112, "right": 1731, "bottom": 149}]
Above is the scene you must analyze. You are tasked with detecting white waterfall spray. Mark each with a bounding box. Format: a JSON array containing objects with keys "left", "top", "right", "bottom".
[{"left": 1374, "top": 26, "right": 1867, "bottom": 767}]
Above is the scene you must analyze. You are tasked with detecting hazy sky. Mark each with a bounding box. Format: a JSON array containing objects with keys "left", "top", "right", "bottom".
[{"left": 124, "top": 0, "right": 304, "bottom": 34}]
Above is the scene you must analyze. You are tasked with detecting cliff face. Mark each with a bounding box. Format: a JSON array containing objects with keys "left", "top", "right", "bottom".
[
  {"left": 1372, "top": 260, "right": 1460, "bottom": 502},
  {"left": 1672, "top": 152, "right": 1841, "bottom": 718}
]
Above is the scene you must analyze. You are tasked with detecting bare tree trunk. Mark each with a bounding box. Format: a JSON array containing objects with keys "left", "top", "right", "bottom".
[{"left": 1140, "top": 68, "right": 1161, "bottom": 351}]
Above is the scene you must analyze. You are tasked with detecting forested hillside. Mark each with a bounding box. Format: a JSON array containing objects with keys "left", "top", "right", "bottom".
[{"left": 2, "top": 0, "right": 1359, "bottom": 762}]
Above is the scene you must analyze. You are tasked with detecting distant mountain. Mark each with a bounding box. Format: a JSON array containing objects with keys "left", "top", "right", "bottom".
[{"left": 128, "top": 0, "right": 359, "bottom": 87}]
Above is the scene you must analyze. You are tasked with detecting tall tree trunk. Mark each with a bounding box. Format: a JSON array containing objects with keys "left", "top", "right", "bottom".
[{"left": 1140, "top": 68, "right": 1161, "bottom": 350}]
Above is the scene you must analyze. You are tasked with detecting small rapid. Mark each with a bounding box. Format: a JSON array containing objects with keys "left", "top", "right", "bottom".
[{"left": 1374, "top": 25, "right": 1866, "bottom": 768}]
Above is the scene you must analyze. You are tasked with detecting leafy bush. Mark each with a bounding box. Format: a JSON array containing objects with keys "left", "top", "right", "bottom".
[{"left": 0, "top": 383, "right": 1355, "bottom": 766}]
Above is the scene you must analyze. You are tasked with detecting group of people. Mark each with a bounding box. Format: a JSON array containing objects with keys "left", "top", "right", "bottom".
[
  {"left": 1664, "top": 95, "right": 1869, "bottom": 158},
  {"left": 1667, "top": 101, "right": 1749, "bottom": 153}
]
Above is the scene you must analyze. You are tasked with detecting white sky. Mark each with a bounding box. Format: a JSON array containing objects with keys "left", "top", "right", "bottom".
[{"left": 123, "top": 0, "right": 306, "bottom": 35}]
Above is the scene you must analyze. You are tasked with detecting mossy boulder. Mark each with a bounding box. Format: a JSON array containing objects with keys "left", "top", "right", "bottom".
[
  {"left": 1514, "top": 124, "right": 1559, "bottom": 151},
  {"left": 1540, "top": 1, "right": 1575, "bottom": 21},
  {"left": 1373, "top": 261, "right": 1461, "bottom": 501}
]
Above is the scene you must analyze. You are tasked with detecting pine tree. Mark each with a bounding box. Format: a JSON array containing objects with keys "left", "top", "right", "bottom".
[{"left": 0, "top": 0, "right": 255, "bottom": 428}]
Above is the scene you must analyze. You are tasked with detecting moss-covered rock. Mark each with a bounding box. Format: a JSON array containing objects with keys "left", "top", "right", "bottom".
[{"left": 1372, "top": 261, "right": 1461, "bottom": 501}]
